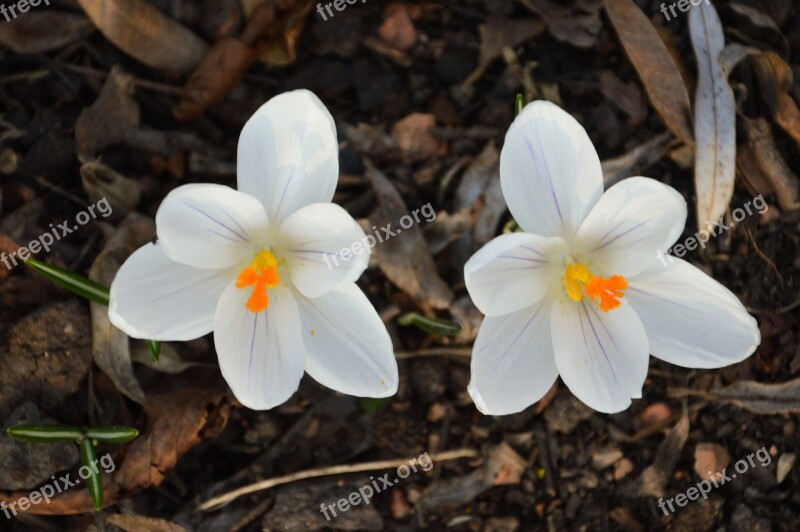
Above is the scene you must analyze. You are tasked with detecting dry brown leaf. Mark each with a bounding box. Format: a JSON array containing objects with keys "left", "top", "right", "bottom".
[
  {"left": 80, "top": 161, "right": 141, "bottom": 220},
  {"left": 173, "top": 38, "right": 258, "bottom": 122},
  {"left": 520, "top": 0, "right": 601, "bottom": 48},
  {"left": 245, "top": 0, "right": 315, "bottom": 67},
  {"left": 391, "top": 113, "right": 448, "bottom": 163},
  {"left": 464, "top": 17, "right": 546, "bottom": 85},
  {"left": 601, "top": 132, "right": 671, "bottom": 187},
  {"left": 741, "top": 117, "right": 800, "bottom": 211},
  {"left": 605, "top": 0, "right": 693, "bottom": 145},
  {"left": 379, "top": 3, "right": 418, "bottom": 51},
  {"left": 365, "top": 160, "right": 454, "bottom": 311},
  {"left": 694, "top": 443, "right": 730, "bottom": 480},
  {"left": 623, "top": 409, "right": 689, "bottom": 498},
  {"left": 115, "top": 383, "right": 232, "bottom": 490},
  {"left": 88, "top": 213, "right": 156, "bottom": 405},
  {"left": 670, "top": 378, "right": 800, "bottom": 415},
  {"left": 106, "top": 514, "right": 188, "bottom": 532},
  {"left": 0, "top": 11, "right": 92, "bottom": 54},
  {"left": 598, "top": 70, "right": 647, "bottom": 124},
  {"left": 77, "top": 0, "right": 208, "bottom": 73},
  {"left": 75, "top": 66, "right": 141, "bottom": 156},
  {"left": 751, "top": 51, "right": 800, "bottom": 150},
  {"left": 690, "top": 1, "right": 736, "bottom": 228}
]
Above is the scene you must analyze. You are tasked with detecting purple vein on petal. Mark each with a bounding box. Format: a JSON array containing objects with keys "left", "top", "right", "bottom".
[
  {"left": 484, "top": 304, "right": 543, "bottom": 387},
  {"left": 247, "top": 311, "right": 260, "bottom": 395},
  {"left": 581, "top": 300, "right": 622, "bottom": 392},
  {"left": 183, "top": 202, "right": 248, "bottom": 242},
  {"left": 526, "top": 123, "right": 563, "bottom": 226}
]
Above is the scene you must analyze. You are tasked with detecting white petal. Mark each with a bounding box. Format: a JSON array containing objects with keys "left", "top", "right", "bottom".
[
  {"left": 627, "top": 258, "right": 760, "bottom": 368},
  {"left": 237, "top": 89, "right": 339, "bottom": 224},
  {"left": 468, "top": 298, "right": 558, "bottom": 415},
  {"left": 295, "top": 283, "right": 398, "bottom": 398},
  {"left": 464, "top": 232, "right": 564, "bottom": 317},
  {"left": 213, "top": 281, "right": 305, "bottom": 410},
  {"left": 156, "top": 184, "right": 268, "bottom": 269},
  {"left": 500, "top": 100, "right": 603, "bottom": 239},
  {"left": 278, "top": 203, "right": 370, "bottom": 299},
  {"left": 576, "top": 177, "right": 687, "bottom": 277},
  {"left": 551, "top": 299, "right": 649, "bottom": 413},
  {"left": 109, "top": 244, "right": 231, "bottom": 341}
]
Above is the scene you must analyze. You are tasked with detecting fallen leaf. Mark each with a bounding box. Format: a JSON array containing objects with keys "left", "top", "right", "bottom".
[
  {"left": 75, "top": 66, "right": 141, "bottom": 157},
  {"left": 173, "top": 38, "right": 258, "bottom": 122},
  {"left": 379, "top": 3, "right": 417, "bottom": 51},
  {"left": 520, "top": 0, "right": 601, "bottom": 48},
  {"left": 690, "top": 1, "right": 736, "bottom": 228},
  {"left": 605, "top": 0, "right": 693, "bottom": 144},
  {"left": 464, "top": 16, "right": 546, "bottom": 85},
  {"left": 751, "top": 51, "right": 800, "bottom": 150},
  {"left": 77, "top": 0, "right": 208, "bottom": 73},
  {"left": 601, "top": 132, "right": 671, "bottom": 187},
  {"left": 88, "top": 214, "right": 156, "bottom": 405},
  {"left": 776, "top": 453, "right": 795, "bottom": 484},
  {"left": 670, "top": 378, "right": 800, "bottom": 415},
  {"left": 391, "top": 113, "right": 447, "bottom": 163},
  {"left": 0, "top": 11, "right": 92, "bottom": 54},
  {"left": 741, "top": 117, "right": 800, "bottom": 211},
  {"left": 106, "top": 514, "right": 188, "bottom": 532},
  {"left": 598, "top": 70, "right": 647, "bottom": 124},
  {"left": 365, "top": 160, "right": 454, "bottom": 311},
  {"left": 80, "top": 161, "right": 141, "bottom": 220},
  {"left": 115, "top": 382, "right": 232, "bottom": 490},
  {"left": 694, "top": 443, "right": 730, "bottom": 480},
  {"left": 728, "top": 3, "right": 789, "bottom": 57},
  {"left": 623, "top": 409, "right": 689, "bottom": 498}
]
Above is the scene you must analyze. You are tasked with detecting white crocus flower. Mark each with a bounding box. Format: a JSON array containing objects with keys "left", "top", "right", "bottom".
[
  {"left": 465, "top": 101, "right": 760, "bottom": 415},
  {"left": 109, "top": 90, "right": 398, "bottom": 409}
]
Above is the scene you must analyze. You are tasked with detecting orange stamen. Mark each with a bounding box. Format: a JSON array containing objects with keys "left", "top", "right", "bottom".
[
  {"left": 563, "top": 262, "right": 627, "bottom": 312},
  {"left": 236, "top": 251, "right": 280, "bottom": 312},
  {"left": 584, "top": 275, "right": 628, "bottom": 312}
]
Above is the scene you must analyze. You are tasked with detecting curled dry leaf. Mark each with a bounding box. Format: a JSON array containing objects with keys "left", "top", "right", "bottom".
[
  {"left": 247, "top": 0, "right": 315, "bottom": 67},
  {"left": 365, "top": 160, "right": 454, "bottom": 311},
  {"left": 670, "top": 378, "right": 800, "bottom": 415},
  {"left": 690, "top": 1, "right": 736, "bottom": 228},
  {"left": 741, "top": 117, "right": 800, "bottom": 211},
  {"left": 106, "top": 513, "right": 188, "bottom": 532},
  {"left": 115, "top": 383, "right": 232, "bottom": 490},
  {"left": 75, "top": 66, "right": 141, "bottom": 157},
  {"left": 88, "top": 213, "right": 156, "bottom": 405},
  {"left": 0, "top": 11, "right": 92, "bottom": 54},
  {"left": 80, "top": 161, "right": 141, "bottom": 221},
  {"left": 391, "top": 113, "right": 448, "bottom": 163},
  {"left": 622, "top": 409, "right": 689, "bottom": 498},
  {"left": 751, "top": 51, "right": 800, "bottom": 150},
  {"left": 694, "top": 443, "right": 730, "bottom": 481},
  {"left": 605, "top": 0, "right": 693, "bottom": 145},
  {"left": 379, "top": 3, "right": 418, "bottom": 51},
  {"left": 77, "top": 0, "right": 208, "bottom": 74},
  {"left": 173, "top": 38, "right": 258, "bottom": 122},
  {"left": 519, "top": 0, "right": 602, "bottom": 48},
  {"left": 464, "top": 16, "right": 546, "bottom": 85}
]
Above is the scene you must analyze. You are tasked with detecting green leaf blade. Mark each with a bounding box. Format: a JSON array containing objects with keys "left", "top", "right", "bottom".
[
  {"left": 398, "top": 312, "right": 462, "bottom": 337},
  {"left": 25, "top": 258, "right": 110, "bottom": 305},
  {"left": 85, "top": 426, "right": 139, "bottom": 444},
  {"left": 6, "top": 424, "right": 84, "bottom": 443},
  {"left": 79, "top": 438, "right": 103, "bottom": 510}
]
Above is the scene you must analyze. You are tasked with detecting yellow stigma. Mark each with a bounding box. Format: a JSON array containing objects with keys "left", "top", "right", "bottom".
[
  {"left": 236, "top": 250, "right": 280, "bottom": 313},
  {"left": 563, "top": 262, "right": 627, "bottom": 312}
]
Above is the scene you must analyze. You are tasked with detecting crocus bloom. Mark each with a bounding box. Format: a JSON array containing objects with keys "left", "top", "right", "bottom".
[
  {"left": 109, "top": 90, "right": 398, "bottom": 409},
  {"left": 464, "top": 101, "right": 760, "bottom": 415}
]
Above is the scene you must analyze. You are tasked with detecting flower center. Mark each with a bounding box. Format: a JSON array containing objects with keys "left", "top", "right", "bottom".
[
  {"left": 236, "top": 250, "right": 280, "bottom": 312},
  {"left": 564, "top": 262, "right": 627, "bottom": 312}
]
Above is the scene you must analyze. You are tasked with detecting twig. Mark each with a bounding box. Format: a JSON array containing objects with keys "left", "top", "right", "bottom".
[
  {"left": 57, "top": 63, "right": 183, "bottom": 95},
  {"left": 395, "top": 348, "right": 472, "bottom": 361},
  {"left": 197, "top": 448, "right": 479, "bottom": 511}
]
